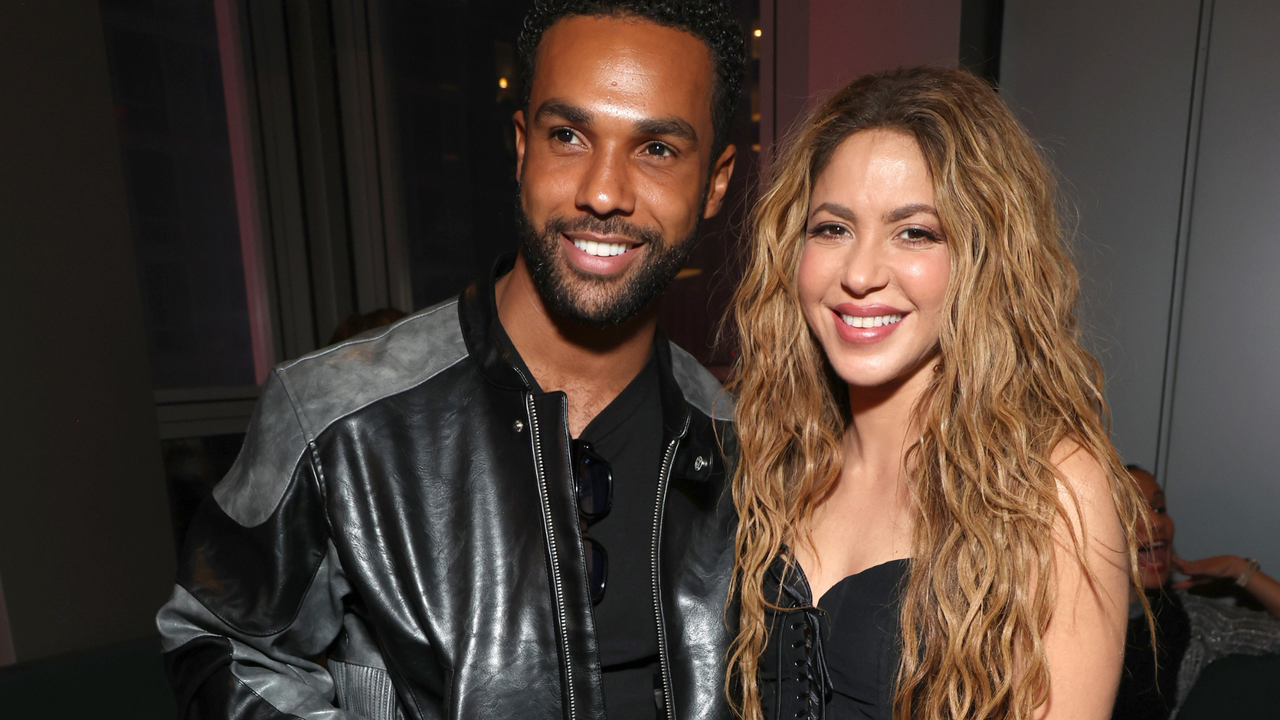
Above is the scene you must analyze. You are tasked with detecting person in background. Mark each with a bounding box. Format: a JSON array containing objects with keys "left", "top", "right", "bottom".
[
  {"left": 327, "top": 308, "right": 408, "bottom": 346},
  {"left": 156, "top": 2, "right": 744, "bottom": 718},
  {"left": 1111, "top": 466, "right": 1280, "bottom": 720},
  {"left": 727, "top": 67, "right": 1146, "bottom": 720}
]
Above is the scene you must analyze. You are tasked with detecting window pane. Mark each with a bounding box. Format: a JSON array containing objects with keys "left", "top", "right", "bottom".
[
  {"left": 381, "top": 0, "right": 525, "bottom": 310},
  {"left": 162, "top": 433, "right": 245, "bottom": 554},
  {"left": 102, "top": 0, "right": 256, "bottom": 390}
]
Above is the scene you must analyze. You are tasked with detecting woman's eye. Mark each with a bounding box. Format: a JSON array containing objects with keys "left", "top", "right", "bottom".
[
  {"left": 899, "top": 226, "right": 941, "bottom": 245},
  {"left": 643, "top": 142, "right": 674, "bottom": 158},
  {"left": 807, "top": 223, "right": 847, "bottom": 238}
]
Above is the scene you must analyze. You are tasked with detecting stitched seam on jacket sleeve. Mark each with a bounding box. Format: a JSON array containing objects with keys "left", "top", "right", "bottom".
[{"left": 277, "top": 299, "right": 459, "bottom": 371}]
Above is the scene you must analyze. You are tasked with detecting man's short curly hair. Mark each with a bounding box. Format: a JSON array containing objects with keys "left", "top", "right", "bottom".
[{"left": 518, "top": 0, "right": 746, "bottom": 159}]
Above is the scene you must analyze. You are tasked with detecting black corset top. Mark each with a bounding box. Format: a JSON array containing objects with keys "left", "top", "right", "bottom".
[{"left": 759, "top": 556, "right": 909, "bottom": 720}]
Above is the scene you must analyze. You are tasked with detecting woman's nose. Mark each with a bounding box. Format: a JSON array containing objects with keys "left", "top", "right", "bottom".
[{"left": 841, "top": 241, "right": 889, "bottom": 296}]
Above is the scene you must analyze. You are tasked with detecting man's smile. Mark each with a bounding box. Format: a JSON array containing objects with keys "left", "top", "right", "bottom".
[{"left": 562, "top": 231, "right": 646, "bottom": 276}]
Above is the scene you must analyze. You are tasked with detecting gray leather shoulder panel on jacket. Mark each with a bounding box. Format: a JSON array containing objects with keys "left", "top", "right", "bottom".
[
  {"left": 668, "top": 341, "right": 735, "bottom": 421},
  {"left": 279, "top": 299, "right": 467, "bottom": 441},
  {"left": 212, "top": 369, "right": 310, "bottom": 527},
  {"left": 213, "top": 299, "right": 466, "bottom": 527}
]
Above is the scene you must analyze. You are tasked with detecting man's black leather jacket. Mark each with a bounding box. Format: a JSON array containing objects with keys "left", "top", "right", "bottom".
[{"left": 157, "top": 267, "right": 739, "bottom": 720}]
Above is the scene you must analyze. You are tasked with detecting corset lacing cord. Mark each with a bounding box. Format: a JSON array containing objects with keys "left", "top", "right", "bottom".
[{"left": 790, "top": 607, "right": 833, "bottom": 720}]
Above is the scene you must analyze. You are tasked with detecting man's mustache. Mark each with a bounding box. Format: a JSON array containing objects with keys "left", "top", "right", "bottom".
[{"left": 544, "top": 215, "right": 663, "bottom": 247}]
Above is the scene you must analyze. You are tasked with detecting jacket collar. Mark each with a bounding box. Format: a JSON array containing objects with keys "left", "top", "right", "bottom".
[
  {"left": 459, "top": 255, "right": 534, "bottom": 391},
  {"left": 652, "top": 338, "right": 693, "bottom": 440},
  {"left": 459, "top": 253, "right": 695, "bottom": 441}
]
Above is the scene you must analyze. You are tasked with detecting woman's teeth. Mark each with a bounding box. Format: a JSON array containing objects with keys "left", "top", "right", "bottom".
[
  {"left": 574, "top": 239, "right": 629, "bottom": 257},
  {"left": 1138, "top": 540, "right": 1169, "bottom": 567},
  {"left": 840, "top": 313, "right": 903, "bottom": 328}
]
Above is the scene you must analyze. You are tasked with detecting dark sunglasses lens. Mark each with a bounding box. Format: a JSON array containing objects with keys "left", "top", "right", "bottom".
[
  {"left": 575, "top": 449, "right": 612, "bottom": 520},
  {"left": 582, "top": 536, "right": 607, "bottom": 604}
]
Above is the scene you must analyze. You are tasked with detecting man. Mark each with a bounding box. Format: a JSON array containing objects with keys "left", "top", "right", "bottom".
[{"left": 157, "top": 2, "right": 745, "bottom": 719}]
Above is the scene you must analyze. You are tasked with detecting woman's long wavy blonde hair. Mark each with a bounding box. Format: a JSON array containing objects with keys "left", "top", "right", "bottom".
[{"left": 727, "top": 67, "right": 1147, "bottom": 720}]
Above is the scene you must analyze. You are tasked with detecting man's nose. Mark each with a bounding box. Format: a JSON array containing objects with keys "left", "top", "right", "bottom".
[{"left": 575, "top": 143, "right": 636, "bottom": 218}]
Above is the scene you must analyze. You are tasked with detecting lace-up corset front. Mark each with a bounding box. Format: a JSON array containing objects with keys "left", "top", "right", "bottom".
[{"left": 759, "top": 556, "right": 908, "bottom": 720}]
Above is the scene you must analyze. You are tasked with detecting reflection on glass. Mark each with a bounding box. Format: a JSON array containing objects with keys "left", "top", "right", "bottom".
[
  {"left": 380, "top": 0, "right": 526, "bottom": 310},
  {"left": 101, "top": 0, "right": 255, "bottom": 390}
]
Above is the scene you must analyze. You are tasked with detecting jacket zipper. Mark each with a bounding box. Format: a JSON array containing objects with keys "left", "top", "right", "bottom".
[
  {"left": 652, "top": 414, "right": 689, "bottom": 720},
  {"left": 526, "top": 394, "right": 577, "bottom": 720}
]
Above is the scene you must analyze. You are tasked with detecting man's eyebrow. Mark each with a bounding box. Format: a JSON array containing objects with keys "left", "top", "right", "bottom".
[
  {"left": 635, "top": 117, "right": 698, "bottom": 143},
  {"left": 533, "top": 99, "right": 591, "bottom": 125},
  {"left": 884, "top": 203, "right": 938, "bottom": 223}
]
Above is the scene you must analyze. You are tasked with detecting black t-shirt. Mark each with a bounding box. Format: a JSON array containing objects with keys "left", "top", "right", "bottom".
[
  {"left": 579, "top": 351, "right": 664, "bottom": 720},
  {"left": 496, "top": 321, "right": 664, "bottom": 719}
]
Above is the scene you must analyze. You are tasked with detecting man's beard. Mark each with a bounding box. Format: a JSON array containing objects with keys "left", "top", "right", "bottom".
[{"left": 516, "top": 203, "right": 701, "bottom": 328}]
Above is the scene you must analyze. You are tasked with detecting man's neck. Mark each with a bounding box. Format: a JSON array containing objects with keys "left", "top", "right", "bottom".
[{"left": 495, "top": 253, "right": 658, "bottom": 437}]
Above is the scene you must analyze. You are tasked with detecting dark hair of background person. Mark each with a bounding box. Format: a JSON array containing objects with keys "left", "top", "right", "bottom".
[
  {"left": 327, "top": 308, "right": 409, "bottom": 346},
  {"left": 517, "top": 0, "right": 746, "bottom": 161}
]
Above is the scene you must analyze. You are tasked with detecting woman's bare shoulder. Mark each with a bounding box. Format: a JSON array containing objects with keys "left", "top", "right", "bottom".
[{"left": 1049, "top": 438, "right": 1117, "bottom": 516}]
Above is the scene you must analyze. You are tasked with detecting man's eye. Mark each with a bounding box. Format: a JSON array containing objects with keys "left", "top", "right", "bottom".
[
  {"left": 552, "top": 129, "right": 581, "bottom": 145},
  {"left": 643, "top": 142, "right": 674, "bottom": 157}
]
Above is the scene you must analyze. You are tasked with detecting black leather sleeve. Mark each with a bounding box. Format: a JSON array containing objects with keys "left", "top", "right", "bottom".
[{"left": 156, "top": 371, "right": 360, "bottom": 719}]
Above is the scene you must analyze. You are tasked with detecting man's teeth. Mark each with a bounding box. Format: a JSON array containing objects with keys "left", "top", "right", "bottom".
[
  {"left": 573, "top": 239, "right": 629, "bottom": 257},
  {"left": 840, "top": 313, "right": 903, "bottom": 328}
]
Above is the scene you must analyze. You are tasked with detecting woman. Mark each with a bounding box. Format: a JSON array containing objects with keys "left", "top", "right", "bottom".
[
  {"left": 727, "top": 67, "right": 1148, "bottom": 720},
  {"left": 1112, "top": 466, "right": 1280, "bottom": 719}
]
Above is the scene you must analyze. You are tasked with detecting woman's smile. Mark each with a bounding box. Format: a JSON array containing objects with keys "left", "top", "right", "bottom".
[{"left": 830, "top": 304, "right": 908, "bottom": 344}]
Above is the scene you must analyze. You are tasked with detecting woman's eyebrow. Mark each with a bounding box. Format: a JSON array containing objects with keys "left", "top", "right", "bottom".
[
  {"left": 810, "top": 202, "right": 857, "bottom": 223},
  {"left": 884, "top": 203, "right": 938, "bottom": 223}
]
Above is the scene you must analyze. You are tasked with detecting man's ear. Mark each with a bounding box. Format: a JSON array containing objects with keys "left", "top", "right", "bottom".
[
  {"left": 513, "top": 109, "right": 528, "bottom": 182},
  {"left": 702, "top": 143, "right": 737, "bottom": 219}
]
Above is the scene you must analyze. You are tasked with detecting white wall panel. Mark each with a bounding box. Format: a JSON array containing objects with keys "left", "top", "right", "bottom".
[
  {"left": 1163, "top": 0, "right": 1280, "bottom": 572},
  {"left": 1000, "top": 0, "right": 1202, "bottom": 469}
]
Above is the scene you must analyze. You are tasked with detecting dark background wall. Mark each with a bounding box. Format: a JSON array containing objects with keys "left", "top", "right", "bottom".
[{"left": 0, "top": 1, "right": 176, "bottom": 661}]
